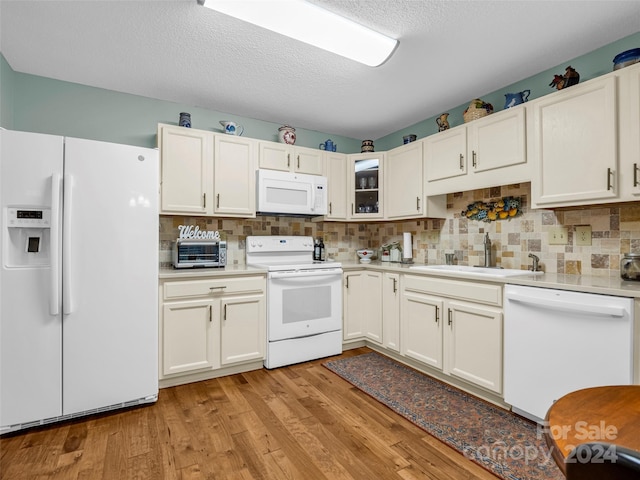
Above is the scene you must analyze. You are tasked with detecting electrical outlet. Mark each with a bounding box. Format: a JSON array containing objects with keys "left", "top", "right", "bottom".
[
  {"left": 548, "top": 227, "right": 568, "bottom": 245},
  {"left": 575, "top": 225, "right": 592, "bottom": 246}
]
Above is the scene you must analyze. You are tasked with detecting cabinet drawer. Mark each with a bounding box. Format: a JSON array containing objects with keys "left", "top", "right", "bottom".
[
  {"left": 403, "top": 274, "right": 502, "bottom": 306},
  {"left": 163, "top": 275, "right": 266, "bottom": 300}
]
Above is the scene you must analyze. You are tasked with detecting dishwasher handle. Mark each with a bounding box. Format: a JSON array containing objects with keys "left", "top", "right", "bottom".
[{"left": 506, "top": 291, "right": 626, "bottom": 317}]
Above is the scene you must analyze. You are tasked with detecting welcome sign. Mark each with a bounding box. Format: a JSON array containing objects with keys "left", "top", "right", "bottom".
[{"left": 177, "top": 225, "right": 221, "bottom": 240}]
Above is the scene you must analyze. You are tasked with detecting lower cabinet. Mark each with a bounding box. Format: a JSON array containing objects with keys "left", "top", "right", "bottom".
[
  {"left": 447, "top": 300, "right": 503, "bottom": 394},
  {"left": 159, "top": 275, "right": 266, "bottom": 382},
  {"left": 401, "top": 274, "right": 503, "bottom": 394},
  {"left": 162, "top": 300, "right": 218, "bottom": 375},
  {"left": 381, "top": 272, "right": 401, "bottom": 352},
  {"left": 343, "top": 270, "right": 382, "bottom": 343}
]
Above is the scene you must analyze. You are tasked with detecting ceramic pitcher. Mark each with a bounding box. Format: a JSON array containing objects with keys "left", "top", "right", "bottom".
[
  {"left": 504, "top": 90, "right": 530, "bottom": 109},
  {"left": 219, "top": 121, "right": 244, "bottom": 136}
]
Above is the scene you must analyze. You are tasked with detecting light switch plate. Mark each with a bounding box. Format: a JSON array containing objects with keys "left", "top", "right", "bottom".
[
  {"left": 575, "top": 225, "right": 592, "bottom": 246},
  {"left": 548, "top": 227, "right": 568, "bottom": 245}
]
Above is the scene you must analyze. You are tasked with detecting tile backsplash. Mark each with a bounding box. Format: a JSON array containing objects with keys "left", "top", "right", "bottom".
[{"left": 159, "top": 183, "right": 640, "bottom": 277}]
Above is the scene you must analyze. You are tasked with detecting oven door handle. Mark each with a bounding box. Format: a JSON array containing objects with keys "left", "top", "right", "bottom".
[{"left": 269, "top": 269, "right": 342, "bottom": 279}]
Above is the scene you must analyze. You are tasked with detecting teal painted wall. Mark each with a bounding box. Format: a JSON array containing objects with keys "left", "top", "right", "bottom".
[
  {"left": 1, "top": 30, "right": 639, "bottom": 151},
  {"left": 375, "top": 31, "right": 640, "bottom": 151},
  {"left": 0, "top": 54, "right": 15, "bottom": 129},
  {"left": 2, "top": 59, "right": 362, "bottom": 152}
]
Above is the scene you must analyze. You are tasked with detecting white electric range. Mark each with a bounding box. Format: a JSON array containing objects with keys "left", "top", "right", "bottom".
[{"left": 246, "top": 236, "right": 343, "bottom": 369}]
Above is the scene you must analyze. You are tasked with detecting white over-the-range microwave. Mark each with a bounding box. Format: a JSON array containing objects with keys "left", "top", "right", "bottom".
[{"left": 256, "top": 169, "right": 328, "bottom": 216}]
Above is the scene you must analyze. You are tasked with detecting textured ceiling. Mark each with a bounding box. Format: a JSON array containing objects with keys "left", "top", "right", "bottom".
[{"left": 1, "top": 0, "right": 639, "bottom": 140}]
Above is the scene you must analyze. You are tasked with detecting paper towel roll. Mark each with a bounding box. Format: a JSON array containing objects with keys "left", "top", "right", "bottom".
[{"left": 403, "top": 232, "right": 412, "bottom": 259}]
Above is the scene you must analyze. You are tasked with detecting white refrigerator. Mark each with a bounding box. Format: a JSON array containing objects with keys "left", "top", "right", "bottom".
[{"left": 0, "top": 129, "right": 159, "bottom": 434}]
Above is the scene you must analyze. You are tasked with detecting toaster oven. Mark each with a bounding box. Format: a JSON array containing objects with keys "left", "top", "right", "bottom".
[{"left": 172, "top": 238, "right": 227, "bottom": 268}]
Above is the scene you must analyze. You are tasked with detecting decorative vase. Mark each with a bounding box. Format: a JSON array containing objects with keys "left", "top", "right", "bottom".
[
  {"left": 179, "top": 112, "right": 191, "bottom": 128},
  {"left": 278, "top": 125, "right": 296, "bottom": 145}
]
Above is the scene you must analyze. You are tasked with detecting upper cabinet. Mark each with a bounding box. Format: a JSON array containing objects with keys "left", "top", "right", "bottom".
[
  {"left": 424, "top": 107, "right": 528, "bottom": 196},
  {"left": 158, "top": 124, "right": 256, "bottom": 218},
  {"left": 324, "top": 151, "right": 349, "bottom": 220},
  {"left": 159, "top": 124, "right": 213, "bottom": 215},
  {"left": 348, "top": 153, "right": 385, "bottom": 220},
  {"left": 213, "top": 135, "right": 256, "bottom": 218},
  {"left": 531, "top": 75, "right": 619, "bottom": 208},
  {"left": 258, "top": 142, "right": 324, "bottom": 175},
  {"left": 424, "top": 126, "right": 467, "bottom": 184},
  {"left": 385, "top": 141, "right": 424, "bottom": 219},
  {"left": 619, "top": 63, "right": 640, "bottom": 200}
]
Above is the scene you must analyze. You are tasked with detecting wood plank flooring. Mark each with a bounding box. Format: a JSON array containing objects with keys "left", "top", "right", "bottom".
[{"left": 0, "top": 347, "right": 497, "bottom": 480}]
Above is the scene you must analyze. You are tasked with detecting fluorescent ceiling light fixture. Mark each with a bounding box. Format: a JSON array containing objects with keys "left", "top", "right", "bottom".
[{"left": 198, "top": 0, "right": 398, "bottom": 67}]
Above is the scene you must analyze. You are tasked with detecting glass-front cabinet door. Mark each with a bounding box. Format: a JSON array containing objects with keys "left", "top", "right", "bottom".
[{"left": 348, "top": 153, "right": 385, "bottom": 219}]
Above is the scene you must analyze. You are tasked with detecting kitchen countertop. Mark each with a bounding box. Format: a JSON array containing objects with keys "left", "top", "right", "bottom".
[
  {"left": 159, "top": 265, "right": 268, "bottom": 279},
  {"left": 341, "top": 260, "right": 640, "bottom": 298},
  {"left": 159, "top": 261, "right": 640, "bottom": 298}
]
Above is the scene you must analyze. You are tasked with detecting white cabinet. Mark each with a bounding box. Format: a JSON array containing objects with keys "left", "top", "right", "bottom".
[
  {"left": 384, "top": 141, "right": 424, "bottom": 219},
  {"left": 401, "top": 289, "right": 443, "bottom": 369},
  {"left": 162, "top": 300, "right": 218, "bottom": 375},
  {"left": 381, "top": 272, "right": 401, "bottom": 352},
  {"left": 158, "top": 124, "right": 257, "bottom": 218},
  {"left": 220, "top": 293, "right": 266, "bottom": 365},
  {"left": 467, "top": 107, "right": 527, "bottom": 176},
  {"left": 348, "top": 153, "right": 385, "bottom": 220},
  {"left": 424, "top": 126, "right": 467, "bottom": 183},
  {"left": 531, "top": 75, "right": 619, "bottom": 208},
  {"left": 324, "top": 151, "right": 349, "bottom": 220},
  {"left": 258, "top": 142, "right": 324, "bottom": 175},
  {"left": 159, "top": 275, "right": 266, "bottom": 381},
  {"left": 424, "top": 107, "right": 528, "bottom": 196},
  {"left": 158, "top": 124, "right": 213, "bottom": 215},
  {"left": 619, "top": 63, "right": 640, "bottom": 200},
  {"left": 446, "top": 300, "right": 502, "bottom": 394},
  {"left": 343, "top": 270, "right": 382, "bottom": 343},
  {"left": 213, "top": 135, "right": 256, "bottom": 217},
  {"left": 401, "top": 275, "right": 503, "bottom": 394}
]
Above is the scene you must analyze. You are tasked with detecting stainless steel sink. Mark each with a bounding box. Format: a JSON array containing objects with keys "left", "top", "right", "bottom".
[{"left": 409, "top": 264, "right": 544, "bottom": 278}]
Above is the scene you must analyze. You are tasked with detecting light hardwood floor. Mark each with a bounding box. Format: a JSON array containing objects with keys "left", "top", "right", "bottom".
[{"left": 0, "top": 347, "right": 497, "bottom": 479}]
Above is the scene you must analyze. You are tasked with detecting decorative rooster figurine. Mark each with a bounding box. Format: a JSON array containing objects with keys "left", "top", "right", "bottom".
[{"left": 549, "top": 66, "right": 580, "bottom": 90}]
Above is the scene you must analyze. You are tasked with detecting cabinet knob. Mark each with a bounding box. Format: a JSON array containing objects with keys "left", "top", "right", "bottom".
[
  {"left": 634, "top": 163, "right": 639, "bottom": 187},
  {"left": 459, "top": 154, "right": 464, "bottom": 170},
  {"left": 472, "top": 150, "right": 477, "bottom": 168},
  {"left": 607, "top": 167, "right": 613, "bottom": 191}
]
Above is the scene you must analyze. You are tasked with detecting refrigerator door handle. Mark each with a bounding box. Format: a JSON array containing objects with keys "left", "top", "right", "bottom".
[
  {"left": 62, "top": 174, "right": 73, "bottom": 315},
  {"left": 50, "top": 173, "right": 61, "bottom": 315}
]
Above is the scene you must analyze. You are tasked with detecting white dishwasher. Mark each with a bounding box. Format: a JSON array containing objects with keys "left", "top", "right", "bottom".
[{"left": 504, "top": 285, "right": 634, "bottom": 423}]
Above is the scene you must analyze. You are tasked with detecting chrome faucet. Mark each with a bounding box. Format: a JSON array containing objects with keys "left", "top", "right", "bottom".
[
  {"left": 483, "top": 232, "right": 492, "bottom": 267},
  {"left": 528, "top": 253, "right": 540, "bottom": 272}
]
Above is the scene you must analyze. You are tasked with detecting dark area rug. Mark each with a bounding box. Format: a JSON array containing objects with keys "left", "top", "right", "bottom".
[{"left": 323, "top": 352, "right": 563, "bottom": 480}]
